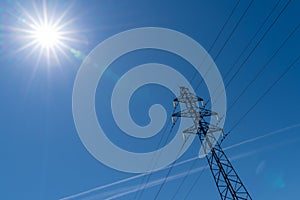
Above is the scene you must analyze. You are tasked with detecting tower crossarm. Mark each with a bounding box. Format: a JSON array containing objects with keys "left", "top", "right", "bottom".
[{"left": 172, "top": 86, "right": 252, "bottom": 200}]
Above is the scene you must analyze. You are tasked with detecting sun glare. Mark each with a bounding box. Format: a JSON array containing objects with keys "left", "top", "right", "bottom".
[
  {"left": 33, "top": 24, "right": 60, "bottom": 48},
  {"left": 14, "top": 1, "right": 78, "bottom": 65}
]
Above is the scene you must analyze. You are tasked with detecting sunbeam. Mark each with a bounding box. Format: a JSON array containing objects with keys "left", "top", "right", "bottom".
[{"left": 12, "top": 1, "right": 78, "bottom": 66}]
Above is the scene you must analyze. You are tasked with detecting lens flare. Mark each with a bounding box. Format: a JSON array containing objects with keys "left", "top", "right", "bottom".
[
  {"left": 11, "top": 1, "right": 79, "bottom": 65},
  {"left": 33, "top": 24, "right": 60, "bottom": 47}
]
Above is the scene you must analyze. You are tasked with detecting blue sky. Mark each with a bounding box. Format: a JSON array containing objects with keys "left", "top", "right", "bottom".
[{"left": 1, "top": 0, "right": 300, "bottom": 199}]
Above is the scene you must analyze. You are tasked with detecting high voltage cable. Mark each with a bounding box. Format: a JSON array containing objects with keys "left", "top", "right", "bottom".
[
  {"left": 228, "top": 52, "right": 300, "bottom": 134},
  {"left": 207, "top": 0, "right": 241, "bottom": 57},
  {"left": 211, "top": 0, "right": 291, "bottom": 106},
  {"left": 212, "top": 0, "right": 254, "bottom": 62},
  {"left": 141, "top": 0, "right": 292, "bottom": 199},
  {"left": 154, "top": 39, "right": 297, "bottom": 197},
  {"left": 149, "top": 1, "right": 254, "bottom": 199},
  {"left": 227, "top": 21, "right": 300, "bottom": 113},
  {"left": 135, "top": 106, "right": 179, "bottom": 199},
  {"left": 224, "top": 0, "right": 291, "bottom": 90},
  {"left": 170, "top": 158, "right": 199, "bottom": 200},
  {"left": 222, "top": 0, "right": 282, "bottom": 81},
  {"left": 137, "top": 1, "right": 246, "bottom": 199},
  {"left": 153, "top": 137, "right": 190, "bottom": 200},
  {"left": 134, "top": 102, "right": 179, "bottom": 199},
  {"left": 175, "top": 1, "right": 293, "bottom": 198},
  {"left": 209, "top": 0, "right": 282, "bottom": 100},
  {"left": 190, "top": 0, "right": 241, "bottom": 82},
  {"left": 166, "top": 0, "right": 258, "bottom": 199},
  {"left": 182, "top": 164, "right": 208, "bottom": 200},
  {"left": 195, "top": 0, "right": 254, "bottom": 91},
  {"left": 134, "top": 120, "right": 175, "bottom": 200}
]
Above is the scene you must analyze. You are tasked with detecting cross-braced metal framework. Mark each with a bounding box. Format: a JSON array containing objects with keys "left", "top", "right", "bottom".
[{"left": 172, "top": 87, "right": 252, "bottom": 200}]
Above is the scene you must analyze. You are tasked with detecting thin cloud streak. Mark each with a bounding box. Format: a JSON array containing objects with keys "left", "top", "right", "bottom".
[
  {"left": 60, "top": 173, "right": 146, "bottom": 200},
  {"left": 103, "top": 144, "right": 283, "bottom": 200},
  {"left": 103, "top": 165, "right": 209, "bottom": 200},
  {"left": 60, "top": 158, "right": 198, "bottom": 200},
  {"left": 60, "top": 157, "right": 198, "bottom": 200},
  {"left": 60, "top": 122, "right": 300, "bottom": 199},
  {"left": 223, "top": 122, "right": 300, "bottom": 151},
  {"left": 103, "top": 137, "right": 300, "bottom": 200}
]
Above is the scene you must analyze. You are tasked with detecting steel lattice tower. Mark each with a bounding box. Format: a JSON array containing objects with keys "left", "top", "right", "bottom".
[{"left": 172, "top": 87, "right": 252, "bottom": 200}]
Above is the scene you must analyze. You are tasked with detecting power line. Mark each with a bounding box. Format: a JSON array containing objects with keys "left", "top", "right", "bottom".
[
  {"left": 152, "top": 1, "right": 255, "bottom": 198},
  {"left": 222, "top": 0, "right": 282, "bottom": 81},
  {"left": 170, "top": 158, "right": 199, "bottom": 200},
  {"left": 208, "top": 1, "right": 296, "bottom": 145},
  {"left": 182, "top": 164, "right": 208, "bottom": 200},
  {"left": 142, "top": 1, "right": 294, "bottom": 199},
  {"left": 138, "top": 2, "right": 246, "bottom": 199},
  {"left": 134, "top": 121, "right": 174, "bottom": 200},
  {"left": 153, "top": 137, "right": 190, "bottom": 200},
  {"left": 195, "top": 0, "right": 254, "bottom": 91},
  {"left": 135, "top": 105, "right": 184, "bottom": 199},
  {"left": 224, "top": 0, "right": 291, "bottom": 89},
  {"left": 230, "top": 52, "right": 300, "bottom": 132},
  {"left": 228, "top": 52, "right": 300, "bottom": 135},
  {"left": 169, "top": 1, "right": 286, "bottom": 198},
  {"left": 208, "top": 0, "right": 241, "bottom": 57},
  {"left": 213, "top": 0, "right": 254, "bottom": 62},
  {"left": 172, "top": 87, "right": 252, "bottom": 199},
  {"left": 190, "top": 0, "right": 241, "bottom": 82},
  {"left": 228, "top": 21, "right": 300, "bottom": 113},
  {"left": 212, "top": 0, "right": 291, "bottom": 106},
  {"left": 209, "top": 0, "right": 282, "bottom": 100},
  {"left": 176, "top": 2, "right": 294, "bottom": 198}
]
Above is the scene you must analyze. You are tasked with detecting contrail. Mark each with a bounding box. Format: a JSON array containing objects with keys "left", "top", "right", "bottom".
[
  {"left": 103, "top": 151, "right": 252, "bottom": 200},
  {"left": 103, "top": 165, "right": 209, "bottom": 200},
  {"left": 60, "top": 157, "right": 198, "bottom": 200},
  {"left": 223, "top": 122, "right": 300, "bottom": 151},
  {"left": 59, "top": 173, "right": 147, "bottom": 200},
  {"left": 102, "top": 137, "right": 300, "bottom": 200},
  {"left": 60, "top": 122, "right": 300, "bottom": 200}
]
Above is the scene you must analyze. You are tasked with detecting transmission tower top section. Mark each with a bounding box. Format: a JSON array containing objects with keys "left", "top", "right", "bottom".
[
  {"left": 171, "top": 86, "right": 252, "bottom": 200},
  {"left": 172, "top": 87, "right": 222, "bottom": 146}
]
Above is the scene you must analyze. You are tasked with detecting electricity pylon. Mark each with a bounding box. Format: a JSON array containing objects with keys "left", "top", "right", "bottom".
[{"left": 172, "top": 87, "right": 252, "bottom": 200}]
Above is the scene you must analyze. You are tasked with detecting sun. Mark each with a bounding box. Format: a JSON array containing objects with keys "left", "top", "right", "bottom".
[
  {"left": 13, "top": 1, "right": 78, "bottom": 65},
  {"left": 33, "top": 24, "right": 60, "bottom": 48}
]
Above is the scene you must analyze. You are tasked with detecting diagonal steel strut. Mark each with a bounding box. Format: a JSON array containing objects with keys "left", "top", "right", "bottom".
[{"left": 172, "top": 87, "right": 252, "bottom": 200}]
